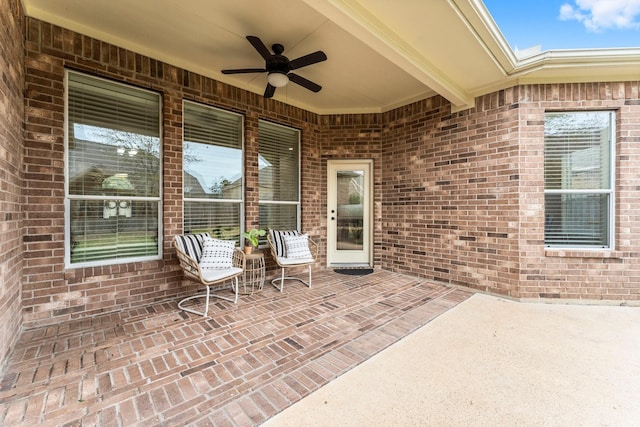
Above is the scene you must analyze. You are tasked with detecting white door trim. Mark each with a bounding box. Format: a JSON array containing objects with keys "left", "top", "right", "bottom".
[{"left": 327, "top": 159, "right": 373, "bottom": 267}]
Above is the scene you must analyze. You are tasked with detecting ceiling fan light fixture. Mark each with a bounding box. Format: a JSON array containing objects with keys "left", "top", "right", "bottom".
[
  {"left": 222, "top": 36, "right": 326, "bottom": 98},
  {"left": 267, "top": 72, "right": 289, "bottom": 87}
]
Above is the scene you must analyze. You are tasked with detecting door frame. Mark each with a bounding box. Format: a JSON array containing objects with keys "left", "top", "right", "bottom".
[{"left": 326, "top": 159, "right": 374, "bottom": 267}]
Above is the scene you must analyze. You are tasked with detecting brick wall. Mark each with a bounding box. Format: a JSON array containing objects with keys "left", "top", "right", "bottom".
[
  {"left": 0, "top": 0, "right": 25, "bottom": 366},
  {"left": 319, "top": 114, "right": 384, "bottom": 266},
  {"left": 517, "top": 83, "right": 640, "bottom": 301},
  {"left": 379, "top": 84, "right": 640, "bottom": 302},
  {"left": 19, "top": 17, "right": 640, "bottom": 329},
  {"left": 23, "top": 17, "right": 323, "bottom": 327},
  {"left": 380, "top": 94, "right": 521, "bottom": 297}
]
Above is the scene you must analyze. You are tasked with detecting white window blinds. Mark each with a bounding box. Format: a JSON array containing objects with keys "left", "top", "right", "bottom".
[
  {"left": 258, "top": 120, "right": 300, "bottom": 232},
  {"left": 183, "top": 102, "right": 243, "bottom": 241},
  {"left": 66, "top": 71, "right": 162, "bottom": 266},
  {"left": 544, "top": 112, "right": 614, "bottom": 248}
]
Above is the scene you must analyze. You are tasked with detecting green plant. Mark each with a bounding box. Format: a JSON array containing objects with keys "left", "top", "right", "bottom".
[{"left": 243, "top": 228, "right": 266, "bottom": 247}]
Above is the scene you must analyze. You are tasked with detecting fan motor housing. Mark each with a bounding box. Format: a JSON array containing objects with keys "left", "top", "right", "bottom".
[{"left": 267, "top": 54, "right": 290, "bottom": 73}]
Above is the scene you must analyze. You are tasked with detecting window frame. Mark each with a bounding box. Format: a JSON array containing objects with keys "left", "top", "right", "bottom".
[
  {"left": 182, "top": 100, "right": 245, "bottom": 243},
  {"left": 64, "top": 70, "right": 163, "bottom": 268},
  {"left": 543, "top": 110, "right": 616, "bottom": 250},
  {"left": 258, "top": 120, "right": 302, "bottom": 237}
]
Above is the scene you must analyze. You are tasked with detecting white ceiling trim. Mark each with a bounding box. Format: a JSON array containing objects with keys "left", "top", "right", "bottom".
[
  {"left": 451, "top": 0, "right": 517, "bottom": 73},
  {"left": 303, "top": 0, "right": 476, "bottom": 110}
]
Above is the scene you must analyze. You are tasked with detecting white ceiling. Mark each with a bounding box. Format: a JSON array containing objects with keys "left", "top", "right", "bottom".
[{"left": 23, "top": 0, "right": 640, "bottom": 114}]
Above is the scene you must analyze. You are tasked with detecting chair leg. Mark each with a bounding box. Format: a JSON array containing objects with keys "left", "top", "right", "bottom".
[
  {"left": 270, "top": 267, "right": 286, "bottom": 292},
  {"left": 270, "top": 266, "right": 312, "bottom": 291},
  {"left": 178, "top": 285, "right": 211, "bottom": 317},
  {"left": 232, "top": 276, "right": 239, "bottom": 303},
  {"left": 178, "top": 279, "right": 238, "bottom": 316},
  {"left": 204, "top": 285, "right": 210, "bottom": 316}
]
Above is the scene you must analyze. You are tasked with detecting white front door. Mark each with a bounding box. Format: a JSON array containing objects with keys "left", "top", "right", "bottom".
[{"left": 327, "top": 160, "right": 373, "bottom": 267}]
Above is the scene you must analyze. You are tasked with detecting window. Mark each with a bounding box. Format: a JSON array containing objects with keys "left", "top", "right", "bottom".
[
  {"left": 544, "top": 111, "right": 614, "bottom": 248},
  {"left": 66, "top": 71, "right": 162, "bottom": 267},
  {"left": 258, "top": 121, "right": 300, "bottom": 234},
  {"left": 183, "top": 102, "right": 243, "bottom": 242}
]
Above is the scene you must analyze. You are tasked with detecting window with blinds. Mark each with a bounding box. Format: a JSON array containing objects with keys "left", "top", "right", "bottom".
[
  {"left": 258, "top": 120, "right": 300, "bottom": 234},
  {"left": 183, "top": 101, "right": 243, "bottom": 242},
  {"left": 544, "top": 111, "right": 614, "bottom": 248},
  {"left": 66, "top": 71, "right": 162, "bottom": 267}
]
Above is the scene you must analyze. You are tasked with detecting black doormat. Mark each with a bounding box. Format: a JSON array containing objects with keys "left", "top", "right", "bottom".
[{"left": 334, "top": 268, "right": 374, "bottom": 276}]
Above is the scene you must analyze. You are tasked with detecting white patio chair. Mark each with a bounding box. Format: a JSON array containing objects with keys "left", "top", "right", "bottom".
[
  {"left": 267, "top": 230, "right": 318, "bottom": 292},
  {"left": 174, "top": 233, "right": 245, "bottom": 316}
]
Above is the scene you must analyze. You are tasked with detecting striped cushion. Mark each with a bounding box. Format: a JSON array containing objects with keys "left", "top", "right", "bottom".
[
  {"left": 269, "top": 230, "right": 300, "bottom": 258},
  {"left": 174, "top": 233, "right": 210, "bottom": 262}
]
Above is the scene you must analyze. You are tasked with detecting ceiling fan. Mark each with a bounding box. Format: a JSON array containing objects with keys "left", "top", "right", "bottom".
[{"left": 222, "top": 35, "right": 327, "bottom": 98}]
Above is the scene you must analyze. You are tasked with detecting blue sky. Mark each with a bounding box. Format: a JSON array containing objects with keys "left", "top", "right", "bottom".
[{"left": 484, "top": 0, "right": 640, "bottom": 51}]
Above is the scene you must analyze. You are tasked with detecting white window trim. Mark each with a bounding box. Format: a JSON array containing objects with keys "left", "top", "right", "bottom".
[
  {"left": 182, "top": 100, "right": 245, "bottom": 241},
  {"left": 543, "top": 110, "right": 615, "bottom": 250},
  {"left": 258, "top": 120, "right": 302, "bottom": 234},
  {"left": 64, "top": 70, "right": 163, "bottom": 269}
]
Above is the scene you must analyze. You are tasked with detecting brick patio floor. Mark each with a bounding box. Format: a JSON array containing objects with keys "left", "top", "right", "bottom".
[{"left": 0, "top": 269, "right": 472, "bottom": 426}]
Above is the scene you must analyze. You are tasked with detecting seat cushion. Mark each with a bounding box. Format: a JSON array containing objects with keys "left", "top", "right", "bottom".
[
  {"left": 269, "top": 230, "right": 300, "bottom": 257},
  {"left": 174, "top": 233, "right": 210, "bottom": 262},
  {"left": 201, "top": 267, "right": 243, "bottom": 282},
  {"left": 199, "top": 237, "right": 235, "bottom": 269},
  {"left": 283, "top": 233, "right": 313, "bottom": 259},
  {"left": 277, "top": 256, "right": 315, "bottom": 266}
]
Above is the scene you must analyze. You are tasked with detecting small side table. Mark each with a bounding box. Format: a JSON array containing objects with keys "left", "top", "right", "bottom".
[{"left": 241, "top": 252, "right": 265, "bottom": 295}]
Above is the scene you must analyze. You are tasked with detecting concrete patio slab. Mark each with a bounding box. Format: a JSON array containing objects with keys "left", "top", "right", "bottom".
[{"left": 264, "top": 293, "right": 640, "bottom": 426}]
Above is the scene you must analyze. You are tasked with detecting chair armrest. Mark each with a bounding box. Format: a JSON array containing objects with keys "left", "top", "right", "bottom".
[
  {"left": 267, "top": 232, "right": 319, "bottom": 260},
  {"left": 307, "top": 236, "right": 319, "bottom": 259},
  {"left": 175, "top": 246, "right": 203, "bottom": 281},
  {"left": 232, "top": 247, "right": 246, "bottom": 270},
  {"left": 176, "top": 245, "right": 246, "bottom": 281}
]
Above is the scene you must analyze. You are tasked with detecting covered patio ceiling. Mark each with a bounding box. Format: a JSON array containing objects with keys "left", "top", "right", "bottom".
[{"left": 24, "top": 0, "right": 640, "bottom": 114}]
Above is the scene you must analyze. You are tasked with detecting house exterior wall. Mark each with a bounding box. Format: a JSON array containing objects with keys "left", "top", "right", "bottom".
[
  {"left": 516, "top": 83, "right": 640, "bottom": 301},
  {"left": 22, "top": 17, "right": 323, "bottom": 327},
  {"left": 0, "top": 0, "right": 25, "bottom": 367},
  {"left": 380, "top": 94, "right": 521, "bottom": 297},
  {"left": 17, "top": 16, "right": 640, "bottom": 330},
  {"left": 380, "top": 85, "right": 640, "bottom": 302},
  {"left": 319, "top": 114, "right": 384, "bottom": 267}
]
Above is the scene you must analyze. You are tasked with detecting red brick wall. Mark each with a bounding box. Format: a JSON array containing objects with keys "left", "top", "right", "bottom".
[
  {"left": 517, "top": 83, "right": 640, "bottom": 301},
  {"left": 19, "top": 17, "right": 640, "bottom": 329},
  {"left": 0, "top": 0, "right": 25, "bottom": 366},
  {"left": 23, "top": 18, "right": 323, "bottom": 327},
  {"left": 380, "top": 85, "right": 640, "bottom": 302},
  {"left": 381, "top": 94, "right": 521, "bottom": 297},
  {"left": 319, "top": 114, "right": 384, "bottom": 266}
]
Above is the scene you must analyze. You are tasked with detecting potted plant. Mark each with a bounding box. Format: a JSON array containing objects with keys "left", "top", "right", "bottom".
[{"left": 243, "top": 228, "right": 266, "bottom": 254}]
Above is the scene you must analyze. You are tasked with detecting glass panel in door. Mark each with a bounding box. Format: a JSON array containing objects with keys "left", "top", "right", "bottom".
[{"left": 336, "top": 170, "right": 364, "bottom": 250}]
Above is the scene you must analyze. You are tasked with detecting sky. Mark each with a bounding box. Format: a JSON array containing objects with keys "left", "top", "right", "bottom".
[{"left": 484, "top": 0, "right": 640, "bottom": 52}]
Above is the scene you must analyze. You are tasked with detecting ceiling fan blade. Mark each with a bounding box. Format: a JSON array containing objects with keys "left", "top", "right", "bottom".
[
  {"left": 221, "top": 68, "right": 266, "bottom": 74},
  {"left": 288, "top": 73, "right": 322, "bottom": 92},
  {"left": 246, "top": 35, "right": 272, "bottom": 61},
  {"left": 264, "top": 84, "right": 276, "bottom": 98},
  {"left": 289, "top": 51, "right": 327, "bottom": 70}
]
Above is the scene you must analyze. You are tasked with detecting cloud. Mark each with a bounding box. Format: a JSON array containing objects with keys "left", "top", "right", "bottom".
[{"left": 559, "top": 0, "right": 640, "bottom": 32}]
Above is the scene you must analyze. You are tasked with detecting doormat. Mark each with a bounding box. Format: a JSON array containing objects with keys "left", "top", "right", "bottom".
[{"left": 334, "top": 268, "right": 374, "bottom": 276}]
